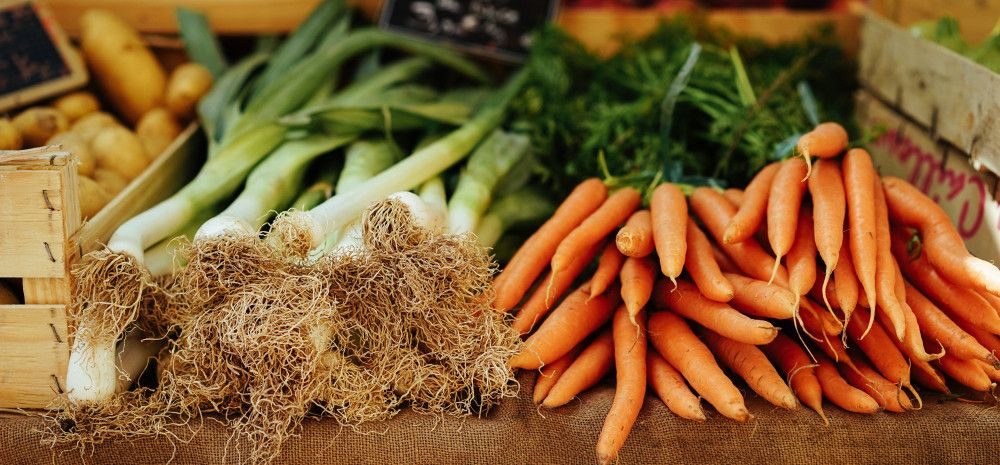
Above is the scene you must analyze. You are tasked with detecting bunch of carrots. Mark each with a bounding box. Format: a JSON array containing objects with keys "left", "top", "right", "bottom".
[{"left": 492, "top": 122, "right": 1000, "bottom": 465}]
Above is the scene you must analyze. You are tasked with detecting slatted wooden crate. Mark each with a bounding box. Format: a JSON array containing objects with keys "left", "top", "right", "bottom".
[{"left": 0, "top": 124, "right": 202, "bottom": 408}]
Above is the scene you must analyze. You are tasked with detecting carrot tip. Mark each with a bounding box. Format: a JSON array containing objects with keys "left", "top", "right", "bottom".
[
  {"left": 800, "top": 148, "right": 812, "bottom": 182},
  {"left": 767, "top": 257, "right": 781, "bottom": 285},
  {"left": 669, "top": 276, "right": 678, "bottom": 291}
]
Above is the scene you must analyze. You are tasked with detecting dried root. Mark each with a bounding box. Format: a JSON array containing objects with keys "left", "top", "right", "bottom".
[{"left": 71, "top": 250, "right": 154, "bottom": 345}]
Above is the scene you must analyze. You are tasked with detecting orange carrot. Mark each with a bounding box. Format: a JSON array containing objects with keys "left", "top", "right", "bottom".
[
  {"left": 814, "top": 353, "right": 880, "bottom": 414},
  {"left": 909, "top": 354, "right": 950, "bottom": 394},
  {"left": 513, "top": 241, "right": 603, "bottom": 334},
  {"left": 904, "top": 281, "right": 995, "bottom": 366},
  {"left": 646, "top": 349, "right": 706, "bottom": 422},
  {"left": 648, "top": 311, "right": 750, "bottom": 421},
  {"left": 761, "top": 334, "right": 825, "bottom": 422},
  {"left": 797, "top": 122, "right": 848, "bottom": 177},
  {"left": 551, "top": 187, "right": 641, "bottom": 285},
  {"left": 690, "top": 187, "right": 789, "bottom": 285},
  {"left": 590, "top": 241, "right": 626, "bottom": 299},
  {"left": 891, "top": 227, "right": 1000, "bottom": 335},
  {"left": 833, "top": 239, "right": 859, "bottom": 322},
  {"left": 786, "top": 204, "right": 817, "bottom": 304},
  {"left": 686, "top": 219, "right": 734, "bottom": 302},
  {"left": 701, "top": 329, "right": 798, "bottom": 409},
  {"left": 543, "top": 327, "right": 614, "bottom": 408},
  {"left": 711, "top": 243, "right": 740, "bottom": 274},
  {"left": 722, "top": 188, "right": 744, "bottom": 207},
  {"left": 978, "top": 291, "right": 1000, "bottom": 317},
  {"left": 843, "top": 148, "right": 878, "bottom": 322},
  {"left": 725, "top": 272, "right": 797, "bottom": 320},
  {"left": 766, "top": 158, "right": 809, "bottom": 283},
  {"left": 616, "top": 209, "right": 655, "bottom": 257},
  {"left": 883, "top": 176, "right": 1000, "bottom": 296},
  {"left": 650, "top": 183, "right": 687, "bottom": 283},
  {"left": 533, "top": 344, "right": 583, "bottom": 404},
  {"left": 845, "top": 307, "right": 911, "bottom": 386},
  {"left": 653, "top": 280, "right": 778, "bottom": 345},
  {"left": 494, "top": 178, "right": 607, "bottom": 311},
  {"left": 596, "top": 306, "right": 646, "bottom": 465},
  {"left": 802, "top": 297, "right": 844, "bottom": 337},
  {"left": 887, "top": 262, "right": 939, "bottom": 362},
  {"left": 808, "top": 158, "right": 846, "bottom": 313},
  {"left": 956, "top": 317, "right": 1000, "bottom": 358},
  {"left": 510, "top": 281, "right": 621, "bottom": 370},
  {"left": 937, "top": 352, "right": 995, "bottom": 392},
  {"left": 872, "top": 178, "right": 906, "bottom": 339},
  {"left": 975, "top": 360, "right": 1000, "bottom": 383},
  {"left": 809, "top": 277, "right": 841, "bottom": 310},
  {"left": 621, "top": 256, "right": 656, "bottom": 326},
  {"left": 724, "top": 162, "right": 780, "bottom": 244},
  {"left": 840, "top": 354, "right": 913, "bottom": 413}
]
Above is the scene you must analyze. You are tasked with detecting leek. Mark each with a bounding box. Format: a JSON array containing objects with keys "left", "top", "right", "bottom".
[
  {"left": 474, "top": 189, "right": 556, "bottom": 248},
  {"left": 446, "top": 130, "right": 530, "bottom": 234},
  {"left": 146, "top": 207, "right": 220, "bottom": 277},
  {"left": 291, "top": 159, "right": 342, "bottom": 210},
  {"left": 418, "top": 176, "right": 448, "bottom": 221},
  {"left": 336, "top": 140, "right": 402, "bottom": 194}
]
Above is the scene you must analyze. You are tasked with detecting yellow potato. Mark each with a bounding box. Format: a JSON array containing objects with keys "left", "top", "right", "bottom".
[
  {"left": 53, "top": 91, "right": 101, "bottom": 122},
  {"left": 0, "top": 118, "right": 22, "bottom": 150},
  {"left": 0, "top": 280, "right": 18, "bottom": 305},
  {"left": 136, "top": 107, "right": 182, "bottom": 160},
  {"left": 46, "top": 132, "right": 96, "bottom": 177},
  {"left": 12, "top": 107, "right": 69, "bottom": 147},
  {"left": 91, "top": 126, "right": 148, "bottom": 180},
  {"left": 78, "top": 175, "right": 111, "bottom": 219},
  {"left": 80, "top": 10, "right": 167, "bottom": 124},
  {"left": 165, "top": 63, "right": 213, "bottom": 121},
  {"left": 93, "top": 168, "right": 129, "bottom": 196},
  {"left": 72, "top": 111, "right": 120, "bottom": 144}
]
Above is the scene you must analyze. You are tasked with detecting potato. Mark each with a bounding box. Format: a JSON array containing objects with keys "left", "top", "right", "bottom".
[
  {"left": 78, "top": 175, "right": 111, "bottom": 219},
  {"left": 136, "top": 107, "right": 181, "bottom": 160},
  {"left": 12, "top": 107, "right": 69, "bottom": 147},
  {"left": 80, "top": 10, "right": 167, "bottom": 124},
  {"left": 0, "top": 280, "right": 19, "bottom": 305},
  {"left": 91, "top": 126, "right": 148, "bottom": 180},
  {"left": 71, "top": 111, "right": 119, "bottom": 144},
  {"left": 53, "top": 91, "right": 101, "bottom": 122},
  {"left": 46, "top": 132, "right": 96, "bottom": 177},
  {"left": 0, "top": 118, "right": 22, "bottom": 150},
  {"left": 165, "top": 63, "right": 213, "bottom": 121},
  {"left": 93, "top": 168, "right": 129, "bottom": 196}
]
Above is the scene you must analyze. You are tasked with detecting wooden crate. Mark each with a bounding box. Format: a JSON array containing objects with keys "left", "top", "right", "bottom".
[
  {"left": 0, "top": 124, "right": 203, "bottom": 408},
  {"left": 859, "top": 9, "right": 1000, "bottom": 177}
]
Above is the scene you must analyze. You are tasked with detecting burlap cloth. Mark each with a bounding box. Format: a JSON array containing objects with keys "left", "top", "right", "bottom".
[{"left": 2, "top": 374, "right": 998, "bottom": 465}]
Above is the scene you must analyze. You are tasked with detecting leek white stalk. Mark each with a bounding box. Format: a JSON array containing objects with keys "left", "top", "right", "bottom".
[
  {"left": 474, "top": 188, "right": 556, "bottom": 248},
  {"left": 336, "top": 140, "right": 402, "bottom": 194},
  {"left": 331, "top": 192, "right": 443, "bottom": 254},
  {"left": 146, "top": 207, "right": 220, "bottom": 277},
  {"left": 418, "top": 176, "right": 448, "bottom": 221},
  {"left": 447, "top": 130, "right": 530, "bottom": 234},
  {"left": 114, "top": 330, "right": 165, "bottom": 392},
  {"left": 276, "top": 69, "right": 528, "bottom": 252}
]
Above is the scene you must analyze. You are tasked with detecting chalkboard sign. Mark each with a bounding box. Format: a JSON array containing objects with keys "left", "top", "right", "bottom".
[
  {"left": 0, "top": 1, "right": 87, "bottom": 112},
  {"left": 379, "top": 0, "right": 559, "bottom": 62}
]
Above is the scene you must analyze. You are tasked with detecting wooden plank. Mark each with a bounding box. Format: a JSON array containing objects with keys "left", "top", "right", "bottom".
[
  {"left": 22, "top": 278, "right": 71, "bottom": 305},
  {"left": 0, "top": 148, "right": 71, "bottom": 166},
  {"left": 75, "top": 124, "right": 203, "bottom": 253},
  {"left": 0, "top": 169, "right": 70, "bottom": 278},
  {"left": 856, "top": 90, "right": 1000, "bottom": 264},
  {"left": 870, "top": 0, "right": 1000, "bottom": 44},
  {"left": 0, "top": 305, "right": 69, "bottom": 409},
  {"left": 859, "top": 10, "right": 1000, "bottom": 177}
]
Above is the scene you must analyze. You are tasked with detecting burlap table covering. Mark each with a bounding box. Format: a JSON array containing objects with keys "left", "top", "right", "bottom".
[{"left": 2, "top": 374, "right": 998, "bottom": 465}]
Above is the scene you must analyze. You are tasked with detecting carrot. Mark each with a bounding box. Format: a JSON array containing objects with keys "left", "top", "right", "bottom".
[
  {"left": 956, "top": 317, "right": 1000, "bottom": 358},
  {"left": 802, "top": 297, "right": 844, "bottom": 337},
  {"left": 797, "top": 122, "right": 849, "bottom": 178},
  {"left": 596, "top": 305, "right": 646, "bottom": 465},
  {"left": 648, "top": 311, "right": 750, "bottom": 422},
  {"left": 839, "top": 354, "right": 913, "bottom": 413},
  {"left": 494, "top": 178, "right": 607, "bottom": 311},
  {"left": 653, "top": 280, "right": 778, "bottom": 345},
  {"left": 722, "top": 188, "right": 744, "bottom": 207},
  {"left": 809, "top": 276, "right": 841, "bottom": 310},
  {"left": 725, "top": 272, "right": 797, "bottom": 320},
  {"left": 832, "top": 243, "right": 859, "bottom": 318},
  {"left": 843, "top": 148, "right": 878, "bottom": 323},
  {"left": 760, "top": 334, "right": 825, "bottom": 422},
  {"left": 649, "top": 183, "right": 687, "bottom": 283},
  {"left": 590, "top": 241, "right": 626, "bottom": 299},
  {"left": 978, "top": 291, "right": 1000, "bottom": 318},
  {"left": 512, "top": 241, "right": 603, "bottom": 334},
  {"left": 621, "top": 256, "right": 656, "bottom": 326},
  {"left": 808, "top": 158, "right": 846, "bottom": 314},
  {"left": 509, "top": 281, "right": 621, "bottom": 370},
  {"left": 533, "top": 344, "right": 583, "bottom": 404},
  {"left": 872, "top": 178, "right": 906, "bottom": 340},
  {"left": 542, "top": 327, "right": 614, "bottom": 408},
  {"left": 883, "top": 176, "right": 1000, "bottom": 296},
  {"left": 975, "top": 360, "right": 1000, "bottom": 383},
  {"left": 551, "top": 187, "right": 641, "bottom": 288},
  {"left": 712, "top": 243, "right": 740, "bottom": 274},
  {"left": 845, "top": 307, "right": 911, "bottom": 387},
  {"left": 814, "top": 353, "right": 880, "bottom": 414},
  {"left": 616, "top": 209, "right": 655, "bottom": 258},
  {"left": 724, "top": 162, "right": 780, "bottom": 244},
  {"left": 904, "top": 281, "right": 995, "bottom": 366},
  {"left": 891, "top": 227, "right": 1000, "bottom": 335},
  {"left": 701, "top": 329, "right": 798, "bottom": 409},
  {"left": 686, "top": 219, "right": 734, "bottom": 302},
  {"left": 690, "top": 187, "right": 789, "bottom": 285},
  {"left": 765, "top": 158, "right": 809, "bottom": 283},
  {"left": 786, "top": 204, "right": 818, "bottom": 305},
  {"left": 937, "top": 352, "right": 995, "bottom": 392},
  {"left": 887, "top": 262, "right": 939, "bottom": 362},
  {"left": 908, "top": 354, "right": 950, "bottom": 394},
  {"left": 646, "top": 349, "right": 706, "bottom": 422}
]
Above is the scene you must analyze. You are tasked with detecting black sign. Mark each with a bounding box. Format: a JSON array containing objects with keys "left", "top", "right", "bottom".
[
  {"left": 0, "top": 2, "right": 71, "bottom": 96},
  {"left": 380, "top": 0, "right": 558, "bottom": 62}
]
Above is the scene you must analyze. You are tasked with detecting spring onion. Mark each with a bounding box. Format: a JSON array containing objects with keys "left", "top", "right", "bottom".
[
  {"left": 446, "top": 130, "right": 530, "bottom": 234},
  {"left": 474, "top": 188, "right": 556, "bottom": 248}
]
